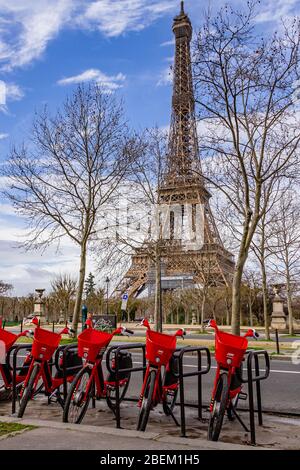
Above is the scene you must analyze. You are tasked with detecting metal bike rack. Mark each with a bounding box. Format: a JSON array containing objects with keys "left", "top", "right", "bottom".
[
  {"left": 172, "top": 347, "right": 211, "bottom": 437},
  {"left": 8, "top": 344, "right": 33, "bottom": 414},
  {"left": 238, "top": 349, "right": 270, "bottom": 445},
  {"left": 106, "top": 343, "right": 146, "bottom": 429}
]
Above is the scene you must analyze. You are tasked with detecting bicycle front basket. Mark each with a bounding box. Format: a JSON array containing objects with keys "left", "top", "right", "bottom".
[
  {"left": 146, "top": 330, "right": 177, "bottom": 367},
  {"left": 215, "top": 331, "right": 248, "bottom": 368},
  {"left": 0, "top": 329, "right": 18, "bottom": 352},
  {"left": 31, "top": 328, "right": 61, "bottom": 361},
  {"left": 78, "top": 328, "right": 113, "bottom": 362}
]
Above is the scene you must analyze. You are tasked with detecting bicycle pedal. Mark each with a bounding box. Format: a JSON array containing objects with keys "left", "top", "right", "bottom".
[{"left": 239, "top": 392, "right": 248, "bottom": 400}]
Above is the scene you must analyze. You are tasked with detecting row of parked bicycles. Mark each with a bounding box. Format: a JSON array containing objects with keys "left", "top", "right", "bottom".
[{"left": 0, "top": 316, "right": 260, "bottom": 441}]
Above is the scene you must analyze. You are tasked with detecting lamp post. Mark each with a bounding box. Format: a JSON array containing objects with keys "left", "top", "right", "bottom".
[{"left": 105, "top": 277, "right": 110, "bottom": 315}]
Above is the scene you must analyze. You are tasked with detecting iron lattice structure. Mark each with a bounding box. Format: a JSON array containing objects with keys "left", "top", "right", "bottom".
[{"left": 121, "top": 2, "right": 234, "bottom": 297}]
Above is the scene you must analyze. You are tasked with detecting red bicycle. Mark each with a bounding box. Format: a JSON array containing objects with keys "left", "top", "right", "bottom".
[
  {"left": 17, "top": 324, "right": 75, "bottom": 418},
  {"left": 0, "top": 327, "right": 36, "bottom": 399},
  {"left": 63, "top": 324, "right": 133, "bottom": 424},
  {"left": 206, "top": 319, "right": 259, "bottom": 441},
  {"left": 137, "top": 319, "right": 185, "bottom": 432}
]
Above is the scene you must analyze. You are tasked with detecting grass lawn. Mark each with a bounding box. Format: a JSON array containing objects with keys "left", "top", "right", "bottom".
[{"left": 0, "top": 422, "right": 35, "bottom": 437}]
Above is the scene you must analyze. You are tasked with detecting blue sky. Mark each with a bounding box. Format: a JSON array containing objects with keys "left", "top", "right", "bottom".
[{"left": 0, "top": 0, "right": 299, "bottom": 295}]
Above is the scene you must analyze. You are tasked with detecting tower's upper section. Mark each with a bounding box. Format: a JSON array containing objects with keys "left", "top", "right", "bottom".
[{"left": 162, "top": 1, "right": 203, "bottom": 189}]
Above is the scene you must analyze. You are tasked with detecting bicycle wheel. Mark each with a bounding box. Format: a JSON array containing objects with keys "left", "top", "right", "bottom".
[
  {"left": 18, "top": 363, "right": 40, "bottom": 418},
  {"left": 137, "top": 370, "right": 156, "bottom": 432},
  {"left": 162, "top": 387, "right": 178, "bottom": 416},
  {"left": 208, "top": 373, "right": 229, "bottom": 441},
  {"left": 63, "top": 367, "right": 92, "bottom": 424},
  {"left": 106, "top": 373, "right": 131, "bottom": 412}
]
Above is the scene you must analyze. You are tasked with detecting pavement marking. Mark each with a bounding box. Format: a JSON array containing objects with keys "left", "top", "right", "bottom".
[{"left": 132, "top": 361, "right": 300, "bottom": 374}]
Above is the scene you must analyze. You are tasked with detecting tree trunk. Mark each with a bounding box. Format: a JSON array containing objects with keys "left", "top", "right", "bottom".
[
  {"left": 260, "top": 261, "right": 270, "bottom": 340},
  {"left": 226, "top": 299, "right": 230, "bottom": 326},
  {"left": 154, "top": 246, "right": 162, "bottom": 332},
  {"left": 286, "top": 275, "right": 294, "bottom": 335},
  {"left": 231, "top": 211, "right": 259, "bottom": 335},
  {"left": 201, "top": 293, "right": 206, "bottom": 333},
  {"left": 231, "top": 261, "right": 245, "bottom": 335},
  {"left": 72, "top": 243, "right": 87, "bottom": 335},
  {"left": 249, "top": 297, "right": 253, "bottom": 327}
]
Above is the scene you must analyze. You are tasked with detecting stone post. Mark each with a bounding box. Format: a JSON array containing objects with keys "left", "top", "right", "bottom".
[
  {"left": 271, "top": 285, "right": 287, "bottom": 331},
  {"left": 33, "top": 288, "right": 46, "bottom": 324}
]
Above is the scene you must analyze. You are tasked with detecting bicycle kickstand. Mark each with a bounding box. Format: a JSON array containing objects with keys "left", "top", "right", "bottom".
[
  {"left": 230, "top": 407, "right": 250, "bottom": 433},
  {"left": 169, "top": 410, "right": 180, "bottom": 427}
]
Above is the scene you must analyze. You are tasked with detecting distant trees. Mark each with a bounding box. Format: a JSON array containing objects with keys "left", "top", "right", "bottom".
[
  {"left": 0, "top": 280, "right": 13, "bottom": 295},
  {"left": 3, "top": 84, "right": 141, "bottom": 334},
  {"left": 50, "top": 273, "right": 77, "bottom": 322},
  {"left": 193, "top": 1, "right": 300, "bottom": 334}
]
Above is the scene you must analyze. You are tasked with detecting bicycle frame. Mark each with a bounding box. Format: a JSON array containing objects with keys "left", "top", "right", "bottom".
[
  {"left": 20, "top": 355, "right": 73, "bottom": 399},
  {"left": 19, "top": 325, "right": 73, "bottom": 401},
  {"left": 208, "top": 320, "right": 257, "bottom": 411},
  {"left": 138, "top": 319, "right": 184, "bottom": 409},
  {"left": 78, "top": 326, "right": 130, "bottom": 401}
]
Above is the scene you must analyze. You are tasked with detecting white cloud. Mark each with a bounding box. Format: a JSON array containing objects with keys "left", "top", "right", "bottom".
[
  {"left": 0, "top": 133, "right": 8, "bottom": 139},
  {"left": 57, "top": 68, "right": 126, "bottom": 92},
  {"left": 0, "top": 80, "right": 24, "bottom": 112},
  {"left": 80, "top": 0, "right": 174, "bottom": 37},
  {"left": 0, "top": 1, "right": 176, "bottom": 70},
  {"left": 160, "top": 39, "right": 175, "bottom": 47},
  {"left": 156, "top": 66, "right": 173, "bottom": 86},
  {"left": 0, "top": 0, "right": 76, "bottom": 70},
  {"left": 255, "top": 0, "right": 299, "bottom": 23}
]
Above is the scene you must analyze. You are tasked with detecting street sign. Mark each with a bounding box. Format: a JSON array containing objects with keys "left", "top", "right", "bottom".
[{"left": 121, "top": 292, "right": 129, "bottom": 311}]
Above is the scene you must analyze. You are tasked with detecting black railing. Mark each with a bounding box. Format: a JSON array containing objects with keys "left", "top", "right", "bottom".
[
  {"left": 106, "top": 343, "right": 146, "bottom": 428},
  {"left": 8, "top": 344, "right": 33, "bottom": 414},
  {"left": 53, "top": 343, "right": 80, "bottom": 402},
  {"left": 238, "top": 349, "right": 270, "bottom": 445},
  {"left": 172, "top": 347, "right": 211, "bottom": 437}
]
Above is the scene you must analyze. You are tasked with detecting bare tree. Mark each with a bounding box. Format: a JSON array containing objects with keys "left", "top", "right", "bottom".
[
  {"left": 3, "top": 84, "right": 139, "bottom": 334},
  {"left": 268, "top": 191, "right": 300, "bottom": 334},
  {"left": 193, "top": 1, "right": 300, "bottom": 333},
  {"left": 50, "top": 273, "right": 77, "bottom": 322}
]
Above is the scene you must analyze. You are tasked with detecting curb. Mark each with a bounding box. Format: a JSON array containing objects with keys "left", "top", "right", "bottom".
[{"left": 0, "top": 416, "right": 261, "bottom": 451}]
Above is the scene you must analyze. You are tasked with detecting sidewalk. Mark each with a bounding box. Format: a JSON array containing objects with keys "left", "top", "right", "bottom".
[
  {"left": 0, "top": 416, "right": 253, "bottom": 450},
  {"left": 0, "top": 399, "right": 300, "bottom": 450}
]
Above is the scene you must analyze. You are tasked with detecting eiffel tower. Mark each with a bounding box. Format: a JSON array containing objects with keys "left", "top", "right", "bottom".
[{"left": 121, "top": 2, "right": 234, "bottom": 297}]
